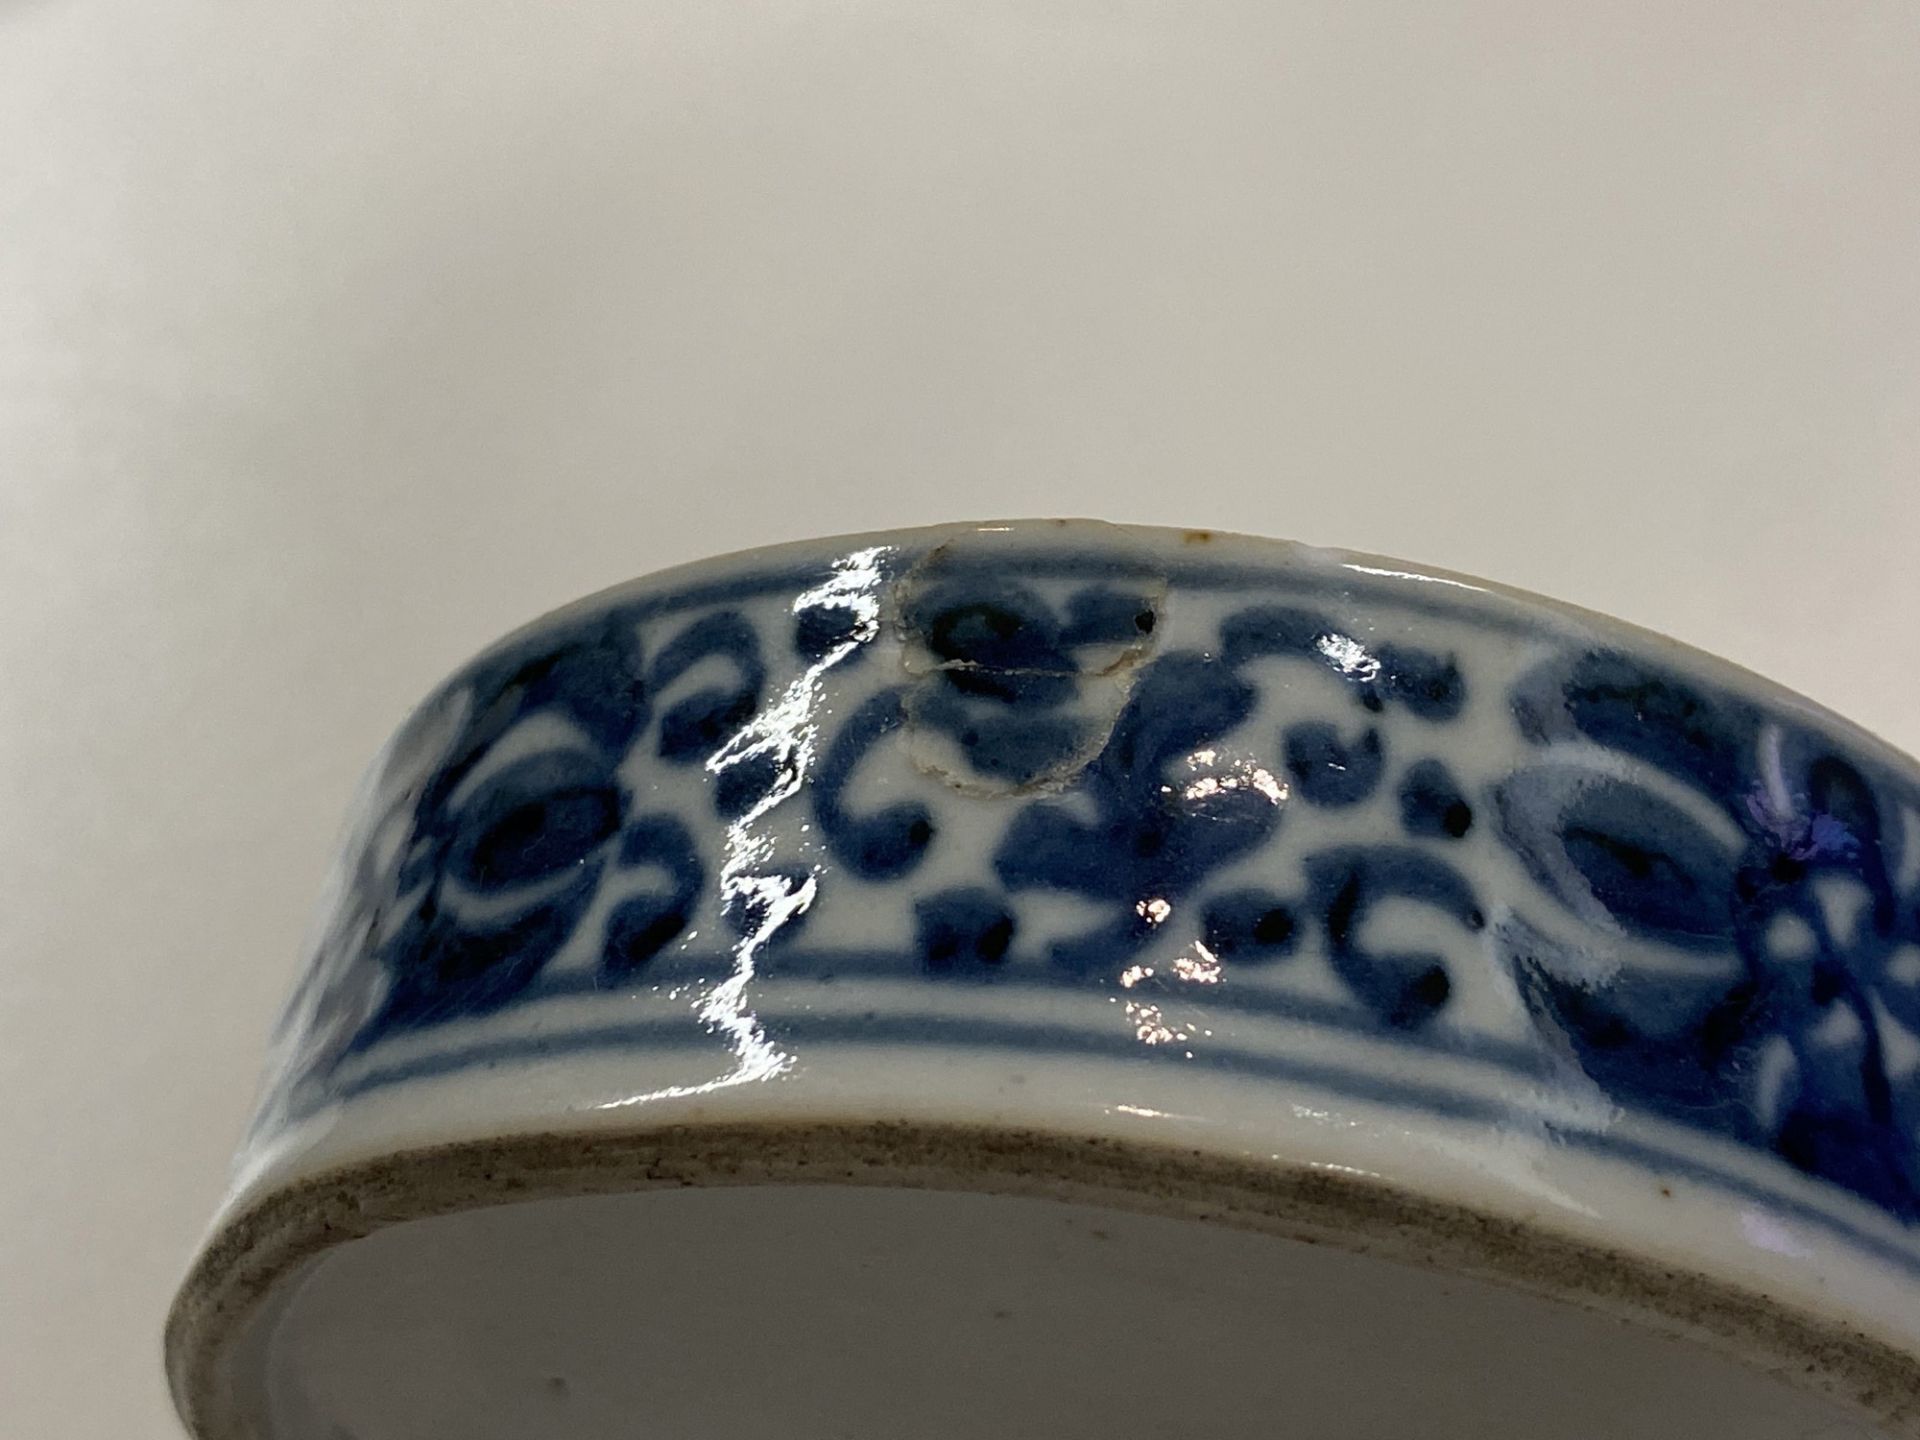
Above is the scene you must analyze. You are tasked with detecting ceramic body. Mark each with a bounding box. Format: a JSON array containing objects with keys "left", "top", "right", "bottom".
[{"left": 170, "top": 521, "right": 1920, "bottom": 1438}]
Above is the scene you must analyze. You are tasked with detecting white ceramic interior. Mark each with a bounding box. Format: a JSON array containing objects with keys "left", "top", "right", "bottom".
[{"left": 237, "top": 1185, "right": 1878, "bottom": 1440}]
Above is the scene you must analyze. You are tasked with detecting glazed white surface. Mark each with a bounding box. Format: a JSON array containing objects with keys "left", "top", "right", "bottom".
[{"left": 3, "top": 5, "right": 1919, "bottom": 1437}]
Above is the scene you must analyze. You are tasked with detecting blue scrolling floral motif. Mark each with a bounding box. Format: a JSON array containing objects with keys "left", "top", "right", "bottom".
[
  {"left": 991, "top": 649, "right": 1279, "bottom": 973},
  {"left": 350, "top": 605, "right": 763, "bottom": 1048},
  {"left": 266, "top": 540, "right": 1920, "bottom": 1248},
  {"left": 1496, "top": 651, "right": 1920, "bottom": 1220},
  {"left": 979, "top": 598, "right": 1482, "bottom": 1024}
]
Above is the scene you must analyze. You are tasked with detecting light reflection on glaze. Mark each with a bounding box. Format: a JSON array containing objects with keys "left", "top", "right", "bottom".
[
  {"left": 598, "top": 546, "right": 890, "bottom": 1111},
  {"left": 1341, "top": 561, "right": 1489, "bottom": 593},
  {"left": 1740, "top": 1209, "right": 1816, "bottom": 1260},
  {"left": 1315, "top": 632, "right": 1381, "bottom": 683}
]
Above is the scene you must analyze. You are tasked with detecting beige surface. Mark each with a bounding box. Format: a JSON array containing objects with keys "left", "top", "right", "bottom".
[{"left": 1, "top": 4, "right": 1916, "bottom": 1436}]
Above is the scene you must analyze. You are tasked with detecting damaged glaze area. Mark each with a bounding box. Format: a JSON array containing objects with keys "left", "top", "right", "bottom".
[
  {"left": 245, "top": 521, "right": 1920, "bottom": 1269},
  {"left": 893, "top": 523, "right": 1168, "bottom": 796}
]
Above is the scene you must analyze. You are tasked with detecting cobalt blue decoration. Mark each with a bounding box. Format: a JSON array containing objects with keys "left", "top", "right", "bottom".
[{"left": 267, "top": 526, "right": 1920, "bottom": 1244}]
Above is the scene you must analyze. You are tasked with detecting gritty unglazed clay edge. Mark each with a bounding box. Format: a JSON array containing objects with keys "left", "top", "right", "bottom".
[
  {"left": 167, "top": 1122, "right": 1920, "bottom": 1438},
  {"left": 167, "top": 521, "right": 1920, "bottom": 1437}
]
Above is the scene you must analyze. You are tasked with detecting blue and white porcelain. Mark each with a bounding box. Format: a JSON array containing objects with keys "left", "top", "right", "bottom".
[{"left": 168, "top": 521, "right": 1920, "bottom": 1439}]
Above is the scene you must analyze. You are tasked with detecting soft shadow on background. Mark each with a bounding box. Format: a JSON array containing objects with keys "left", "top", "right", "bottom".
[{"left": 1, "top": 3, "right": 1916, "bottom": 1435}]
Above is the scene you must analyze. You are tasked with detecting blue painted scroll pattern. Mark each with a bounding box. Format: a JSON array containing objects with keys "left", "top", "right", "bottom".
[
  {"left": 1493, "top": 650, "right": 1920, "bottom": 1221},
  {"left": 255, "top": 549, "right": 1920, "bottom": 1230}
]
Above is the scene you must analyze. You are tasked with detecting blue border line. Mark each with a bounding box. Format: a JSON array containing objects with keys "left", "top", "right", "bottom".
[
  {"left": 520, "top": 958, "right": 1561, "bottom": 1079},
  {"left": 321, "top": 1010, "right": 1920, "bottom": 1281}
]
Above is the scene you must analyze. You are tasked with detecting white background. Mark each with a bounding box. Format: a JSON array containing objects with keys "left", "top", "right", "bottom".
[{"left": 2, "top": 4, "right": 1917, "bottom": 1435}]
